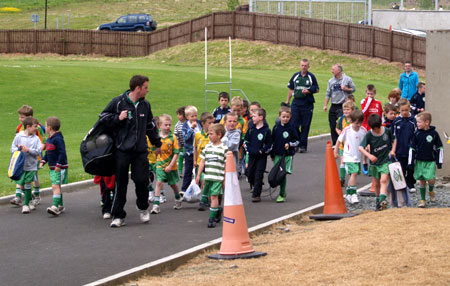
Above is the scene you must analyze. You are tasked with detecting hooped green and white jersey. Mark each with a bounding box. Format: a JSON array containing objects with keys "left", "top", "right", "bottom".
[{"left": 200, "top": 142, "right": 228, "bottom": 182}]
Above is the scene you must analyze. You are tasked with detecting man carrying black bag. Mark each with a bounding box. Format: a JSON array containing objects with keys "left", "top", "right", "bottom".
[{"left": 100, "top": 75, "right": 161, "bottom": 228}]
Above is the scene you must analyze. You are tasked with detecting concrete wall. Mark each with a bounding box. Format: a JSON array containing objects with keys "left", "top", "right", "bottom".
[
  {"left": 373, "top": 10, "right": 450, "bottom": 30},
  {"left": 426, "top": 30, "right": 450, "bottom": 176}
]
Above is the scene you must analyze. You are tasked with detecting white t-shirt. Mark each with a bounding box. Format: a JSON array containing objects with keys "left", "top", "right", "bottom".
[{"left": 338, "top": 125, "right": 367, "bottom": 163}]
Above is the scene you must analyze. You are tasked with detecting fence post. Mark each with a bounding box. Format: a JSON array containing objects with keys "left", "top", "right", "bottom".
[
  {"left": 276, "top": 15, "right": 279, "bottom": 44},
  {"left": 252, "top": 13, "right": 256, "bottom": 41},
  {"left": 371, "top": 27, "right": 375, "bottom": 57},
  {"left": 7, "top": 31, "right": 11, "bottom": 53},
  {"left": 232, "top": 11, "right": 236, "bottom": 39},
  {"left": 189, "top": 20, "right": 193, "bottom": 42},
  {"left": 410, "top": 34, "right": 414, "bottom": 64},
  {"left": 118, "top": 33, "right": 121, "bottom": 57},
  {"left": 34, "top": 30, "right": 38, "bottom": 54},
  {"left": 146, "top": 33, "right": 150, "bottom": 55},
  {"left": 389, "top": 30, "right": 393, "bottom": 62},
  {"left": 298, "top": 17, "right": 301, "bottom": 47},
  {"left": 322, "top": 20, "right": 326, "bottom": 50},
  {"left": 346, "top": 23, "right": 350, "bottom": 53},
  {"left": 167, "top": 27, "right": 170, "bottom": 48},
  {"left": 62, "top": 30, "right": 66, "bottom": 56},
  {"left": 211, "top": 12, "right": 215, "bottom": 40},
  {"left": 90, "top": 31, "right": 93, "bottom": 54}
]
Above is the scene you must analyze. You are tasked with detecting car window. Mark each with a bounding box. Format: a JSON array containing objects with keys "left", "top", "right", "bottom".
[
  {"left": 138, "top": 15, "right": 146, "bottom": 22},
  {"left": 128, "top": 16, "right": 138, "bottom": 23},
  {"left": 117, "top": 16, "right": 127, "bottom": 24}
]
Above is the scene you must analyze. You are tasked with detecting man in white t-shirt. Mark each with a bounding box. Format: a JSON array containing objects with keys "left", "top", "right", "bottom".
[{"left": 334, "top": 110, "right": 367, "bottom": 204}]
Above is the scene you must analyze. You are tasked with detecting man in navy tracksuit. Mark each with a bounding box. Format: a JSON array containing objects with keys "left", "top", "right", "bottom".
[
  {"left": 286, "top": 59, "right": 319, "bottom": 153},
  {"left": 244, "top": 108, "right": 272, "bottom": 202},
  {"left": 101, "top": 75, "right": 161, "bottom": 227},
  {"left": 391, "top": 100, "right": 417, "bottom": 194}
]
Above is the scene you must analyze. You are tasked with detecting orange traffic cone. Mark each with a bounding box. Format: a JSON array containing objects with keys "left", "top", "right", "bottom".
[
  {"left": 310, "top": 142, "right": 358, "bottom": 220},
  {"left": 389, "top": 25, "right": 392, "bottom": 30},
  {"left": 209, "top": 151, "right": 267, "bottom": 260}
]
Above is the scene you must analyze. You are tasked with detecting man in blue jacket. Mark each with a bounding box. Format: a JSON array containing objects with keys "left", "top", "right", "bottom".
[{"left": 399, "top": 61, "right": 419, "bottom": 100}]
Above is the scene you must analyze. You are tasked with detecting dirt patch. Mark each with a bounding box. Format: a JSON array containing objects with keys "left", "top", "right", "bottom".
[{"left": 131, "top": 208, "right": 449, "bottom": 286}]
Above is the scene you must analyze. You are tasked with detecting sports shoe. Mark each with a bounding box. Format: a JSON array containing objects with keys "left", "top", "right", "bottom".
[
  {"left": 252, "top": 196, "right": 261, "bottom": 203},
  {"left": 151, "top": 204, "right": 160, "bottom": 214},
  {"left": 160, "top": 193, "right": 167, "bottom": 204},
  {"left": 58, "top": 206, "right": 65, "bottom": 213},
  {"left": 29, "top": 201, "right": 36, "bottom": 211},
  {"left": 215, "top": 207, "right": 223, "bottom": 223},
  {"left": 10, "top": 196, "right": 22, "bottom": 206},
  {"left": 429, "top": 191, "right": 437, "bottom": 202},
  {"left": 379, "top": 199, "right": 388, "bottom": 211},
  {"left": 47, "top": 205, "right": 61, "bottom": 216},
  {"left": 103, "top": 212, "right": 112, "bottom": 219},
  {"left": 198, "top": 201, "right": 209, "bottom": 211},
  {"left": 276, "top": 195, "right": 285, "bottom": 203},
  {"left": 139, "top": 209, "right": 150, "bottom": 223},
  {"left": 33, "top": 196, "right": 41, "bottom": 205},
  {"left": 362, "top": 164, "right": 369, "bottom": 175},
  {"left": 22, "top": 205, "right": 30, "bottom": 214},
  {"left": 417, "top": 200, "right": 426, "bottom": 208},
  {"left": 173, "top": 199, "right": 182, "bottom": 210},
  {"left": 298, "top": 148, "right": 307, "bottom": 153},
  {"left": 148, "top": 191, "right": 155, "bottom": 202},
  {"left": 351, "top": 194, "right": 359, "bottom": 204},
  {"left": 409, "top": 188, "right": 416, "bottom": 193},
  {"left": 345, "top": 194, "right": 353, "bottom": 204},
  {"left": 207, "top": 218, "right": 216, "bottom": 228},
  {"left": 110, "top": 218, "right": 125, "bottom": 228}
]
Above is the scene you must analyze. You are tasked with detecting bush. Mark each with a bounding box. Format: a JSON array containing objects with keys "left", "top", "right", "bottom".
[{"left": 227, "top": 0, "right": 240, "bottom": 11}]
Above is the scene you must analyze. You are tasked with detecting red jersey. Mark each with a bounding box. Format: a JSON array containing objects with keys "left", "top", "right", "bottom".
[{"left": 361, "top": 97, "right": 382, "bottom": 130}]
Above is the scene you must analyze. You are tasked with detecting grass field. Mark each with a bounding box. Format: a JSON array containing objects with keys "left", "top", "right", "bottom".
[{"left": 0, "top": 40, "right": 423, "bottom": 196}]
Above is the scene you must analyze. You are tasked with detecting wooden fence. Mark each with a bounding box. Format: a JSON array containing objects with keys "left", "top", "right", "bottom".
[{"left": 0, "top": 11, "right": 426, "bottom": 68}]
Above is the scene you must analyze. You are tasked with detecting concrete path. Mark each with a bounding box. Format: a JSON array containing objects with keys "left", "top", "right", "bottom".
[{"left": 0, "top": 137, "right": 371, "bottom": 286}]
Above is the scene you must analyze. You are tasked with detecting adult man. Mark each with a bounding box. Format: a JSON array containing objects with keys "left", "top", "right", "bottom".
[
  {"left": 286, "top": 59, "right": 319, "bottom": 153},
  {"left": 323, "top": 64, "right": 356, "bottom": 145},
  {"left": 399, "top": 61, "right": 419, "bottom": 100},
  {"left": 100, "top": 75, "right": 161, "bottom": 228}
]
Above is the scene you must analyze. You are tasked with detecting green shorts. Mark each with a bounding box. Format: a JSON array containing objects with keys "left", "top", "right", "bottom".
[
  {"left": 345, "top": 162, "right": 361, "bottom": 175},
  {"left": 203, "top": 180, "right": 223, "bottom": 197},
  {"left": 148, "top": 163, "right": 156, "bottom": 173},
  {"left": 195, "top": 166, "right": 205, "bottom": 182},
  {"left": 339, "top": 149, "right": 344, "bottom": 156},
  {"left": 273, "top": 155, "right": 293, "bottom": 174},
  {"left": 50, "top": 169, "right": 68, "bottom": 185},
  {"left": 414, "top": 160, "right": 436, "bottom": 181},
  {"left": 368, "top": 163, "right": 389, "bottom": 179},
  {"left": 156, "top": 168, "right": 179, "bottom": 185},
  {"left": 15, "top": 171, "right": 36, "bottom": 185}
]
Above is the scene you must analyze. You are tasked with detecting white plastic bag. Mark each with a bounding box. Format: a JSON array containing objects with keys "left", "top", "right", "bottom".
[{"left": 183, "top": 169, "right": 202, "bottom": 203}]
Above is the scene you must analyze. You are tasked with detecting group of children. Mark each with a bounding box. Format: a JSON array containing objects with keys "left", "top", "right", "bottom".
[
  {"left": 334, "top": 82, "right": 443, "bottom": 210},
  {"left": 10, "top": 105, "right": 68, "bottom": 216}
]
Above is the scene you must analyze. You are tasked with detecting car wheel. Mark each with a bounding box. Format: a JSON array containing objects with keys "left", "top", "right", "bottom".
[{"left": 135, "top": 27, "right": 144, "bottom": 32}]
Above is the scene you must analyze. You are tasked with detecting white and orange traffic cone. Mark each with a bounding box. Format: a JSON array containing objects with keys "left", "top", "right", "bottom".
[
  {"left": 209, "top": 151, "right": 267, "bottom": 260},
  {"left": 310, "top": 142, "right": 358, "bottom": 220}
]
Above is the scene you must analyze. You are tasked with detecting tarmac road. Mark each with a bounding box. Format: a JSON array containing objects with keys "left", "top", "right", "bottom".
[{"left": 0, "top": 137, "right": 371, "bottom": 286}]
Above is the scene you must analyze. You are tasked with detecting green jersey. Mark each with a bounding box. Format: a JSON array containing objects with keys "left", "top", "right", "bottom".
[{"left": 360, "top": 127, "right": 395, "bottom": 166}]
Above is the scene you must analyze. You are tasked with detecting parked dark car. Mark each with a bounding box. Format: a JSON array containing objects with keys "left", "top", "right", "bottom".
[{"left": 97, "top": 14, "right": 157, "bottom": 32}]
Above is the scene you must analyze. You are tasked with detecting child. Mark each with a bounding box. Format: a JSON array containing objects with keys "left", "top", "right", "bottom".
[
  {"left": 151, "top": 114, "right": 182, "bottom": 214},
  {"left": 361, "top": 84, "right": 383, "bottom": 175},
  {"left": 148, "top": 117, "right": 167, "bottom": 203},
  {"left": 245, "top": 101, "right": 261, "bottom": 129},
  {"left": 40, "top": 117, "right": 68, "bottom": 216},
  {"left": 383, "top": 103, "right": 397, "bottom": 129},
  {"left": 388, "top": 88, "right": 401, "bottom": 109},
  {"left": 410, "top": 82, "right": 425, "bottom": 116},
  {"left": 11, "top": 105, "right": 46, "bottom": 206},
  {"left": 11, "top": 117, "right": 42, "bottom": 214},
  {"left": 221, "top": 112, "right": 241, "bottom": 168},
  {"left": 93, "top": 175, "right": 115, "bottom": 219},
  {"left": 334, "top": 110, "right": 367, "bottom": 204},
  {"left": 409, "top": 112, "right": 444, "bottom": 208},
  {"left": 391, "top": 99, "right": 417, "bottom": 200},
  {"left": 336, "top": 100, "right": 355, "bottom": 186},
  {"left": 359, "top": 114, "right": 397, "bottom": 211},
  {"left": 244, "top": 108, "right": 273, "bottom": 202},
  {"left": 174, "top": 107, "right": 186, "bottom": 178},
  {"left": 194, "top": 112, "right": 215, "bottom": 210},
  {"left": 271, "top": 106, "right": 299, "bottom": 203},
  {"left": 212, "top": 92, "right": 231, "bottom": 123},
  {"left": 242, "top": 99, "right": 250, "bottom": 122},
  {"left": 181, "top": 106, "right": 201, "bottom": 194},
  {"left": 196, "top": 124, "right": 228, "bottom": 228}
]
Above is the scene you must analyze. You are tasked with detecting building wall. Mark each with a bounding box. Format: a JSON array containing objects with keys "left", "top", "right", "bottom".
[
  {"left": 426, "top": 30, "right": 450, "bottom": 176},
  {"left": 373, "top": 10, "right": 450, "bottom": 30}
]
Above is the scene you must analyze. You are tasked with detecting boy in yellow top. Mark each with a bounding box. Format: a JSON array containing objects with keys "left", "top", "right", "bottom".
[
  {"left": 147, "top": 116, "right": 161, "bottom": 203},
  {"left": 335, "top": 100, "right": 355, "bottom": 186},
  {"left": 150, "top": 114, "right": 182, "bottom": 214}
]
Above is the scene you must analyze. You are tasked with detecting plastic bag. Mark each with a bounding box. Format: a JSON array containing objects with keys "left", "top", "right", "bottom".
[{"left": 183, "top": 169, "right": 201, "bottom": 203}]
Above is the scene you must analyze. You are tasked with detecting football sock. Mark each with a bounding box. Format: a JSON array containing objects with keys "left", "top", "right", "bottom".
[
  {"left": 279, "top": 178, "right": 286, "bottom": 197},
  {"left": 15, "top": 188, "right": 23, "bottom": 198},
  {"left": 33, "top": 186, "right": 40, "bottom": 197},
  {"left": 419, "top": 185, "right": 426, "bottom": 201},
  {"left": 428, "top": 184, "right": 434, "bottom": 193},
  {"left": 349, "top": 186, "right": 357, "bottom": 195},
  {"left": 378, "top": 194, "right": 387, "bottom": 202},
  {"left": 60, "top": 193, "right": 64, "bottom": 206},
  {"left": 154, "top": 196, "right": 160, "bottom": 206},
  {"left": 24, "top": 189, "right": 32, "bottom": 206},
  {"left": 53, "top": 194, "right": 62, "bottom": 207},
  {"left": 209, "top": 207, "right": 218, "bottom": 219},
  {"left": 201, "top": 195, "right": 209, "bottom": 204},
  {"left": 174, "top": 192, "right": 181, "bottom": 200},
  {"left": 339, "top": 166, "right": 346, "bottom": 180}
]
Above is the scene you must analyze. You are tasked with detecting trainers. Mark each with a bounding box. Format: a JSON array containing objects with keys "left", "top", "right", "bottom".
[
  {"left": 160, "top": 193, "right": 167, "bottom": 204},
  {"left": 429, "top": 191, "right": 437, "bottom": 202},
  {"left": 47, "top": 205, "right": 61, "bottom": 216},
  {"left": 110, "top": 218, "right": 125, "bottom": 228},
  {"left": 22, "top": 205, "right": 30, "bottom": 214},
  {"left": 10, "top": 196, "right": 22, "bottom": 206},
  {"left": 139, "top": 209, "right": 150, "bottom": 223},
  {"left": 276, "top": 195, "right": 285, "bottom": 203},
  {"left": 375, "top": 200, "right": 380, "bottom": 211},
  {"left": 362, "top": 164, "right": 369, "bottom": 175},
  {"left": 207, "top": 218, "right": 216, "bottom": 228},
  {"left": 215, "top": 207, "right": 223, "bottom": 223},
  {"left": 29, "top": 201, "right": 36, "bottom": 211},
  {"left": 379, "top": 199, "right": 388, "bottom": 211},
  {"left": 148, "top": 191, "right": 155, "bottom": 202},
  {"left": 418, "top": 200, "right": 426, "bottom": 208},
  {"left": 198, "top": 201, "right": 209, "bottom": 211},
  {"left": 58, "top": 205, "right": 65, "bottom": 213},
  {"left": 151, "top": 204, "right": 160, "bottom": 214},
  {"left": 173, "top": 199, "right": 182, "bottom": 210},
  {"left": 351, "top": 194, "right": 359, "bottom": 204},
  {"left": 33, "top": 196, "right": 41, "bottom": 205},
  {"left": 345, "top": 194, "right": 353, "bottom": 204},
  {"left": 252, "top": 196, "right": 261, "bottom": 203},
  {"left": 409, "top": 188, "right": 416, "bottom": 193},
  {"left": 103, "top": 212, "right": 112, "bottom": 219},
  {"left": 298, "top": 148, "right": 307, "bottom": 153}
]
